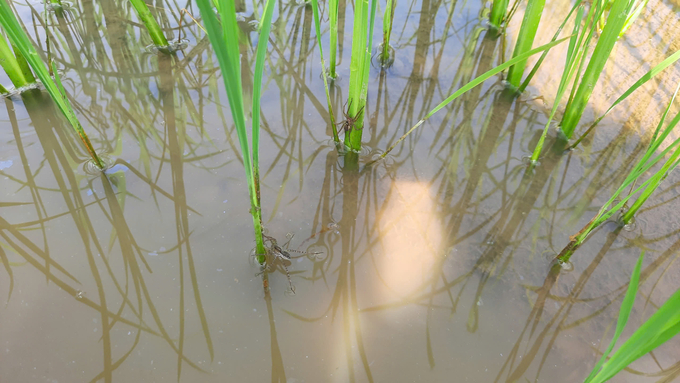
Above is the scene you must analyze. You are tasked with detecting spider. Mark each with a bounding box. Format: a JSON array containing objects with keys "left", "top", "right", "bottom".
[
  {"left": 337, "top": 100, "right": 365, "bottom": 135},
  {"left": 257, "top": 234, "right": 322, "bottom": 294}
]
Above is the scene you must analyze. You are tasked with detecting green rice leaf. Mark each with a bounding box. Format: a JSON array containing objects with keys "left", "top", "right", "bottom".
[
  {"left": 252, "top": 0, "right": 276, "bottom": 169},
  {"left": 588, "top": 287, "right": 680, "bottom": 383},
  {"left": 570, "top": 49, "right": 680, "bottom": 148},
  {"left": 196, "top": 0, "right": 267, "bottom": 260},
  {"left": 560, "top": 0, "right": 636, "bottom": 137},
  {"left": 584, "top": 252, "right": 643, "bottom": 382},
  {"left": 506, "top": 0, "right": 547, "bottom": 88},
  {"left": 128, "top": 0, "right": 169, "bottom": 48},
  {"left": 310, "top": 0, "right": 339, "bottom": 142}
]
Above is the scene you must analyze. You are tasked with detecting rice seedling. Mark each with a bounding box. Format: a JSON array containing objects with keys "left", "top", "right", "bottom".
[
  {"left": 528, "top": 0, "right": 656, "bottom": 160},
  {"left": 380, "top": 0, "right": 395, "bottom": 64},
  {"left": 128, "top": 0, "right": 171, "bottom": 50},
  {"left": 559, "top": 0, "right": 636, "bottom": 138},
  {"left": 569, "top": 48, "right": 680, "bottom": 149},
  {"left": 585, "top": 252, "right": 680, "bottom": 383},
  {"left": 505, "top": 0, "right": 546, "bottom": 89},
  {"left": 528, "top": 5, "right": 584, "bottom": 163},
  {"left": 516, "top": 0, "right": 582, "bottom": 93},
  {"left": 0, "top": 0, "right": 105, "bottom": 169},
  {"left": 557, "top": 83, "right": 680, "bottom": 263},
  {"left": 597, "top": 0, "right": 648, "bottom": 37},
  {"left": 195, "top": 0, "right": 276, "bottom": 263},
  {"left": 344, "top": 0, "right": 378, "bottom": 151}
]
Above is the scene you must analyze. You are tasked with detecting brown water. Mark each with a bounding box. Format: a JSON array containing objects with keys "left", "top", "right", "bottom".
[{"left": 1, "top": 0, "right": 680, "bottom": 382}]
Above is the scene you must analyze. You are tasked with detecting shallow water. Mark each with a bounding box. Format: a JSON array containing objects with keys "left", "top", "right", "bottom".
[{"left": 1, "top": 0, "right": 680, "bottom": 382}]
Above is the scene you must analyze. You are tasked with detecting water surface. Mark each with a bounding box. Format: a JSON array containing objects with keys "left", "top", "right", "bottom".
[{"left": 1, "top": 0, "right": 680, "bottom": 381}]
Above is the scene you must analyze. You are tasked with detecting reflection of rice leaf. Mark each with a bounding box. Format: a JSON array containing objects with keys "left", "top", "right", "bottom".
[
  {"left": 0, "top": 202, "right": 32, "bottom": 207},
  {"left": 100, "top": 174, "right": 207, "bottom": 374},
  {"left": 0, "top": 217, "right": 79, "bottom": 283},
  {"left": 0, "top": 245, "right": 14, "bottom": 301},
  {"left": 377, "top": 37, "right": 570, "bottom": 161}
]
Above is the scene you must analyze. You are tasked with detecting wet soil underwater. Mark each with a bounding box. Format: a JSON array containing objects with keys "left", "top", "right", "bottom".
[{"left": 1, "top": 0, "right": 680, "bottom": 381}]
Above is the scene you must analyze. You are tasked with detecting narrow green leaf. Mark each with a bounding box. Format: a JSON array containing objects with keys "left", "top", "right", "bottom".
[
  {"left": 560, "top": 0, "right": 635, "bottom": 137},
  {"left": 196, "top": 0, "right": 266, "bottom": 259},
  {"left": 589, "top": 288, "right": 680, "bottom": 383},
  {"left": 252, "top": 0, "right": 277, "bottom": 168},
  {"left": 128, "top": 0, "right": 170, "bottom": 48},
  {"left": 310, "top": 0, "right": 339, "bottom": 142},
  {"left": 571, "top": 49, "right": 680, "bottom": 148},
  {"left": 506, "top": 0, "right": 546, "bottom": 88},
  {"left": 585, "top": 252, "right": 644, "bottom": 382}
]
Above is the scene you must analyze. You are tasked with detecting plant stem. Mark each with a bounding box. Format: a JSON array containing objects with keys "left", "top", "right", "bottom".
[
  {"left": 128, "top": 0, "right": 170, "bottom": 49},
  {"left": 560, "top": 0, "right": 635, "bottom": 138},
  {"left": 489, "top": 0, "right": 509, "bottom": 31},
  {"left": 506, "top": 0, "right": 546, "bottom": 88},
  {"left": 345, "top": 0, "right": 377, "bottom": 151},
  {"left": 381, "top": 0, "right": 394, "bottom": 61},
  {"left": 329, "top": 0, "right": 338, "bottom": 78},
  {"left": 621, "top": 149, "right": 680, "bottom": 224},
  {"left": 0, "top": 32, "right": 35, "bottom": 87},
  {"left": 310, "top": 0, "right": 340, "bottom": 142},
  {"left": 252, "top": 0, "right": 277, "bottom": 262},
  {"left": 196, "top": 0, "right": 269, "bottom": 260}
]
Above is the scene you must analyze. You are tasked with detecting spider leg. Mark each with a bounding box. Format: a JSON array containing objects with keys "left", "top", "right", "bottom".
[
  {"left": 282, "top": 264, "right": 295, "bottom": 294},
  {"left": 286, "top": 249, "right": 323, "bottom": 257},
  {"left": 282, "top": 234, "right": 294, "bottom": 249},
  {"left": 356, "top": 105, "right": 365, "bottom": 118}
]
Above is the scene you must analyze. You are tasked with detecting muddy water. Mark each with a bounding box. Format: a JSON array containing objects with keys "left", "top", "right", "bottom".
[{"left": 1, "top": 0, "right": 680, "bottom": 382}]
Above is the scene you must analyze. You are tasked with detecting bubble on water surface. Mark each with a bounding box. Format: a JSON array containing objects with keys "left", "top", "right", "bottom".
[
  {"left": 327, "top": 222, "right": 340, "bottom": 235},
  {"left": 623, "top": 219, "right": 637, "bottom": 232},
  {"left": 306, "top": 245, "right": 326, "bottom": 260},
  {"left": 145, "top": 39, "right": 190, "bottom": 54},
  {"left": 371, "top": 44, "right": 396, "bottom": 69},
  {"left": 558, "top": 260, "right": 574, "bottom": 272}
]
